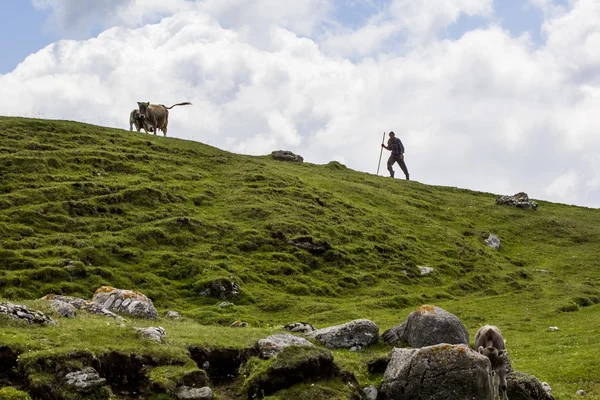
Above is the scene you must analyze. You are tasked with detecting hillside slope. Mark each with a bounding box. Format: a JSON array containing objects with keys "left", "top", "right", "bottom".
[{"left": 1, "top": 116, "right": 599, "bottom": 399}]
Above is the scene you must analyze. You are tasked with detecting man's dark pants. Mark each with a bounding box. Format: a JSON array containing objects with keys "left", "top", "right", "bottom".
[{"left": 387, "top": 154, "right": 409, "bottom": 179}]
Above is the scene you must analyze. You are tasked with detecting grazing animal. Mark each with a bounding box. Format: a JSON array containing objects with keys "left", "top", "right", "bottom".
[
  {"left": 137, "top": 101, "right": 192, "bottom": 137},
  {"left": 129, "top": 109, "right": 153, "bottom": 133},
  {"left": 475, "top": 325, "right": 510, "bottom": 400}
]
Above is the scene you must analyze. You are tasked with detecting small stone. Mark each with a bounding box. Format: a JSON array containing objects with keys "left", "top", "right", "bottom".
[
  {"left": 166, "top": 311, "right": 182, "bottom": 319},
  {"left": 219, "top": 302, "right": 234, "bottom": 308},
  {"left": 175, "top": 386, "right": 214, "bottom": 400},
  {"left": 577, "top": 389, "right": 587, "bottom": 396},
  {"left": 418, "top": 266, "right": 435, "bottom": 275},
  {"left": 548, "top": 326, "right": 559, "bottom": 332},
  {"left": 541, "top": 382, "right": 553, "bottom": 398},
  {"left": 485, "top": 234, "right": 501, "bottom": 250},
  {"left": 363, "top": 385, "right": 378, "bottom": 400},
  {"left": 136, "top": 326, "right": 167, "bottom": 343}
]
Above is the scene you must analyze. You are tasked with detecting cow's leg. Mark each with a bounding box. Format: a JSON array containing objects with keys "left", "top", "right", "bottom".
[{"left": 163, "top": 125, "right": 167, "bottom": 137}]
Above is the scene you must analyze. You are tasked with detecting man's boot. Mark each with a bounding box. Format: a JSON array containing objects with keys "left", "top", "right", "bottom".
[{"left": 390, "top": 171, "right": 395, "bottom": 178}]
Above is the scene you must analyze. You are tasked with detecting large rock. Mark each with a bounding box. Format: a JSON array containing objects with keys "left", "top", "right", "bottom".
[
  {"left": 42, "top": 294, "right": 125, "bottom": 321},
  {"left": 496, "top": 192, "right": 538, "bottom": 210},
  {"left": 257, "top": 334, "right": 314, "bottom": 359},
  {"left": 379, "top": 345, "right": 494, "bottom": 400},
  {"left": 0, "top": 302, "right": 56, "bottom": 325},
  {"left": 382, "top": 305, "right": 469, "bottom": 348},
  {"left": 271, "top": 150, "right": 304, "bottom": 163},
  {"left": 198, "top": 279, "right": 241, "bottom": 300},
  {"left": 507, "top": 371, "right": 554, "bottom": 400},
  {"left": 63, "top": 367, "right": 107, "bottom": 393},
  {"left": 486, "top": 234, "right": 501, "bottom": 250},
  {"left": 244, "top": 346, "right": 339, "bottom": 398},
  {"left": 308, "top": 319, "right": 379, "bottom": 349},
  {"left": 92, "top": 286, "right": 158, "bottom": 319},
  {"left": 175, "top": 386, "right": 214, "bottom": 400},
  {"left": 49, "top": 300, "right": 77, "bottom": 318}
]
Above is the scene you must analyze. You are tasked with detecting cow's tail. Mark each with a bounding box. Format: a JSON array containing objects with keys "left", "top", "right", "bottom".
[{"left": 164, "top": 102, "right": 192, "bottom": 109}]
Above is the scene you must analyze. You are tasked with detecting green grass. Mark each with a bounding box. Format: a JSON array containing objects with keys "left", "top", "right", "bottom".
[{"left": 0, "top": 116, "right": 599, "bottom": 399}]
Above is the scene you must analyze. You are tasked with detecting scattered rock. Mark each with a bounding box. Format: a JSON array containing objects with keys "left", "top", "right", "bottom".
[
  {"left": 230, "top": 320, "right": 248, "bottom": 328},
  {"left": 382, "top": 305, "right": 469, "bottom": 348},
  {"left": 308, "top": 319, "right": 379, "bottom": 349},
  {"left": 42, "top": 294, "right": 125, "bottom": 321},
  {"left": 379, "top": 344, "right": 494, "bottom": 400},
  {"left": 244, "top": 346, "right": 339, "bottom": 398},
  {"left": 92, "top": 286, "right": 158, "bottom": 319},
  {"left": 548, "top": 326, "right": 559, "bottom": 332},
  {"left": 289, "top": 236, "right": 331, "bottom": 255},
  {"left": 166, "top": 311, "right": 182, "bottom": 319},
  {"left": 49, "top": 300, "right": 77, "bottom": 318},
  {"left": 486, "top": 234, "right": 501, "bottom": 250},
  {"left": 175, "top": 386, "right": 214, "bottom": 400},
  {"left": 0, "top": 302, "right": 56, "bottom": 325},
  {"left": 507, "top": 371, "right": 555, "bottom": 400},
  {"left": 496, "top": 192, "right": 538, "bottom": 210},
  {"left": 271, "top": 150, "right": 304, "bottom": 163},
  {"left": 283, "top": 322, "right": 315, "bottom": 333},
  {"left": 136, "top": 326, "right": 166, "bottom": 343},
  {"left": 63, "top": 367, "right": 107, "bottom": 393},
  {"left": 363, "top": 385, "right": 378, "bottom": 400},
  {"left": 219, "top": 302, "right": 234, "bottom": 308},
  {"left": 577, "top": 389, "right": 587, "bottom": 396},
  {"left": 257, "top": 334, "right": 314, "bottom": 359},
  {"left": 542, "top": 382, "right": 554, "bottom": 399},
  {"left": 533, "top": 269, "right": 552, "bottom": 274},
  {"left": 198, "top": 279, "right": 241, "bottom": 300},
  {"left": 418, "top": 266, "right": 435, "bottom": 275}
]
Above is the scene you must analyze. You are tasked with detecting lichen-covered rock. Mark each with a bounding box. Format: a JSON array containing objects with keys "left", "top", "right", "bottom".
[
  {"left": 63, "top": 367, "right": 107, "bottom": 393},
  {"left": 49, "top": 300, "right": 77, "bottom": 318},
  {"left": 379, "top": 344, "right": 494, "bottom": 400},
  {"left": 486, "top": 234, "right": 501, "bottom": 250},
  {"left": 42, "top": 294, "right": 125, "bottom": 321},
  {"left": 92, "top": 286, "right": 158, "bottom": 319},
  {"left": 308, "top": 319, "right": 378, "bottom": 349},
  {"left": 0, "top": 302, "right": 56, "bottom": 325},
  {"left": 283, "top": 322, "right": 315, "bottom": 333},
  {"left": 175, "top": 386, "right": 214, "bottom": 400},
  {"left": 257, "top": 334, "right": 314, "bottom": 358},
  {"left": 271, "top": 150, "right": 304, "bottom": 163},
  {"left": 507, "top": 371, "right": 555, "bottom": 400},
  {"left": 244, "top": 346, "right": 339, "bottom": 398},
  {"left": 496, "top": 192, "right": 538, "bottom": 210},
  {"left": 382, "top": 305, "right": 469, "bottom": 348},
  {"left": 136, "top": 326, "right": 167, "bottom": 343}
]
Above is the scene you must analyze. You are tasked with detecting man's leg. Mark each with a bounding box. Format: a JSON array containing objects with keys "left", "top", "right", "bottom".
[
  {"left": 398, "top": 156, "right": 409, "bottom": 180},
  {"left": 387, "top": 155, "right": 395, "bottom": 178}
]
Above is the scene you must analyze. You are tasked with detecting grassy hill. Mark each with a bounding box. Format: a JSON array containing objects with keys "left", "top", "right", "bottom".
[{"left": 0, "top": 116, "right": 599, "bottom": 399}]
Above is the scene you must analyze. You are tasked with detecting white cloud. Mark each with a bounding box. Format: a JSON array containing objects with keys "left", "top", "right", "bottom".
[{"left": 3, "top": 0, "right": 600, "bottom": 207}]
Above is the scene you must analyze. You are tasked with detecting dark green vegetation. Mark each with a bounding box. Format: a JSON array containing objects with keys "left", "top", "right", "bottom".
[{"left": 0, "top": 116, "right": 599, "bottom": 399}]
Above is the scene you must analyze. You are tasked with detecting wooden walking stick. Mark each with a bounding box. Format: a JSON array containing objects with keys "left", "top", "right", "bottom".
[{"left": 376, "top": 132, "right": 386, "bottom": 175}]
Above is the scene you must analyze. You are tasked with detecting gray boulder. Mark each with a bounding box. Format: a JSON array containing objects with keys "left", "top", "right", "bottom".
[
  {"left": 166, "top": 311, "right": 182, "bottom": 319},
  {"left": 382, "top": 305, "right": 469, "bottom": 348},
  {"left": 176, "top": 386, "right": 214, "bottom": 400},
  {"left": 486, "top": 234, "right": 501, "bottom": 250},
  {"left": 198, "top": 279, "right": 241, "bottom": 300},
  {"left": 308, "top": 319, "right": 379, "bottom": 349},
  {"left": 0, "top": 302, "right": 56, "bottom": 325},
  {"left": 379, "top": 344, "right": 494, "bottom": 400},
  {"left": 136, "top": 326, "right": 167, "bottom": 343},
  {"left": 496, "top": 192, "right": 538, "bottom": 210},
  {"left": 92, "top": 286, "right": 158, "bottom": 319},
  {"left": 283, "top": 322, "right": 315, "bottom": 333},
  {"left": 64, "top": 367, "right": 107, "bottom": 393},
  {"left": 257, "top": 334, "right": 314, "bottom": 358},
  {"left": 271, "top": 150, "right": 304, "bottom": 163},
  {"left": 507, "top": 371, "right": 555, "bottom": 400},
  {"left": 49, "top": 300, "right": 77, "bottom": 318}
]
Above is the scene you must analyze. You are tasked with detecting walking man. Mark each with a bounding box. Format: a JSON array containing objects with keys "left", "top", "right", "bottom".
[{"left": 381, "top": 131, "right": 409, "bottom": 180}]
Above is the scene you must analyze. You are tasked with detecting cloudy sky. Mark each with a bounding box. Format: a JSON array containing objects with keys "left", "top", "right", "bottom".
[{"left": 2, "top": 0, "right": 600, "bottom": 208}]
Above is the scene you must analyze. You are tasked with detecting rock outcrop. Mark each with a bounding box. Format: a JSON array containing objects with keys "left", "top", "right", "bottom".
[
  {"left": 0, "top": 302, "right": 56, "bottom": 325},
  {"left": 308, "top": 319, "right": 379, "bottom": 350},
  {"left": 257, "top": 334, "right": 314, "bottom": 359},
  {"left": 496, "top": 192, "right": 538, "bottom": 210},
  {"left": 91, "top": 286, "right": 158, "bottom": 319},
  {"left": 41, "top": 294, "right": 125, "bottom": 321},
  {"left": 271, "top": 150, "right": 304, "bottom": 163},
  {"left": 382, "top": 305, "right": 469, "bottom": 348}
]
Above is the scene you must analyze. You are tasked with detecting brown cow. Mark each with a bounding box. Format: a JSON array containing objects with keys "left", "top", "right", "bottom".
[
  {"left": 137, "top": 101, "right": 192, "bottom": 137},
  {"left": 129, "top": 109, "right": 154, "bottom": 133},
  {"left": 475, "top": 325, "right": 510, "bottom": 400}
]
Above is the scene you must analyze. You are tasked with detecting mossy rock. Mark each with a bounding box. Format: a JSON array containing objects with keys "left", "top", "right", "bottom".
[
  {"left": 0, "top": 387, "right": 33, "bottom": 400},
  {"left": 243, "top": 346, "right": 340, "bottom": 398},
  {"left": 148, "top": 363, "right": 209, "bottom": 394}
]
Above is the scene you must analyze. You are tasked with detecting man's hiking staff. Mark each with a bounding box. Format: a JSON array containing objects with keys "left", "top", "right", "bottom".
[{"left": 376, "top": 132, "right": 386, "bottom": 175}]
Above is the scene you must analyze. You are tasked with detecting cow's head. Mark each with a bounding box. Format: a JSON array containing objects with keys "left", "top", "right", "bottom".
[{"left": 137, "top": 102, "right": 150, "bottom": 118}]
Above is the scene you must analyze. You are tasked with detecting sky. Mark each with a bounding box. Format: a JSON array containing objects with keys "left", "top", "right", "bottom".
[{"left": 2, "top": 0, "right": 600, "bottom": 208}]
